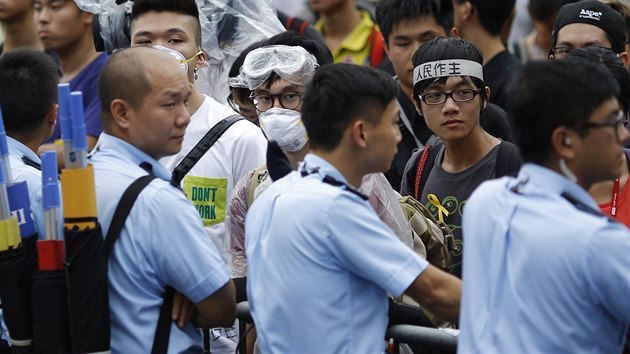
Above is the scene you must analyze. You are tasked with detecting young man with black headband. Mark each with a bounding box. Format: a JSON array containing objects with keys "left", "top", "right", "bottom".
[
  {"left": 400, "top": 37, "right": 521, "bottom": 279},
  {"left": 375, "top": 0, "right": 514, "bottom": 191}
]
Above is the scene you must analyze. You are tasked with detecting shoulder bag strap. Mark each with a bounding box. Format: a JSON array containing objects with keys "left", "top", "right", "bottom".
[
  {"left": 494, "top": 141, "right": 522, "bottom": 178},
  {"left": 103, "top": 175, "right": 175, "bottom": 354},
  {"left": 413, "top": 143, "right": 441, "bottom": 200},
  {"left": 171, "top": 114, "right": 244, "bottom": 185}
]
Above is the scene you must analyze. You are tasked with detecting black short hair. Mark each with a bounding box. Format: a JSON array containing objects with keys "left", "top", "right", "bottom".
[
  {"left": 411, "top": 37, "right": 486, "bottom": 100},
  {"left": 98, "top": 47, "right": 152, "bottom": 132},
  {"left": 528, "top": 0, "right": 578, "bottom": 23},
  {"left": 568, "top": 46, "right": 630, "bottom": 113},
  {"left": 301, "top": 63, "right": 398, "bottom": 151},
  {"left": 509, "top": 59, "right": 619, "bottom": 164},
  {"left": 0, "top": 48, "right": 59, "bottom": 136},
  {"left": 454, "top": 0, "right": 516, "bottom": 36},
  {"left": 376, "top": 0, "right": 453, "bottom": 44},
  {"left": 602, "top": 0, "right": 630, "bottom": 46},
  {"left": 264, "top": 30, "right": 333, "bottom": 66},
  {"left": 131, "top": 0, "right": 202, "bottom": 46}
]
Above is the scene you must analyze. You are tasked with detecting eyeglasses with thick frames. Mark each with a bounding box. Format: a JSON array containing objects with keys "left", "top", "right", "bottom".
[
  {"left": 417, "top": 88, "right": 483, "bottom": 105},
  {"left": 249, "top": 92, "right": 303, "bottom": 112},
  {"left": 582, "top": 110, "right": 629, "bottom": 140},
  {"left": 549, "top": 45, "right": 614, "bottom": 60}
]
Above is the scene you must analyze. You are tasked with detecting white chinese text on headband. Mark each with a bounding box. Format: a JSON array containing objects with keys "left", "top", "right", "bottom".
[{"left": 412, "top": 59, "right": 484, "bottom": 86}]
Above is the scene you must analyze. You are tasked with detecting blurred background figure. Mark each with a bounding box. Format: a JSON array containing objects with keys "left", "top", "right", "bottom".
[
  {"left": 512, "top": 0, "right": 579, "bottom": 62},
  {"left": 0, "top": 0, "right": 42, "bottom": 55}
]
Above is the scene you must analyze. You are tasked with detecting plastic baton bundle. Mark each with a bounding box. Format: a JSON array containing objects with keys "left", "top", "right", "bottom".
[
  {"left": 0, "top": 107, "right": 38, "bottom": 353},
  {"left": 60, "top": 88, "right": 110, "bottom": 354}
]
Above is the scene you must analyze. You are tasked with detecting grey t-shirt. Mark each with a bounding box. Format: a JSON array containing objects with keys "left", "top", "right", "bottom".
[{"left": 420, "top": 144, "right": 499, "bottom": 278}]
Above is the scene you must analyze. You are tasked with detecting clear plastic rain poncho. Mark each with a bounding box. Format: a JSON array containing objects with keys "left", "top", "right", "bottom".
[
  {"left": 228, "top": 45, "right": 319, "bottom": 90},
  {"left": 75, "top": 0, "right": 285, "bottom": 104},
  {"left": 196, "top": 0, "right": 285, "bottom": 104},
  {"left": 74, "top": 0, "right": 134, "bottom": 53}
]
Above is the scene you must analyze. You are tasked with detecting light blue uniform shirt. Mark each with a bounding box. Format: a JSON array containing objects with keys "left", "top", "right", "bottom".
[
  {"left": 459, "top": 163, "right": 630, "bottom": 353},
  {"left": 7, "top": 137, "right": 45, "bottom": 237},
  {"left": 245, "top": 153, "right": 428, "bottom": 354},
  {"left": 90, "top": 134, "right": 230, "bottom": 353}
]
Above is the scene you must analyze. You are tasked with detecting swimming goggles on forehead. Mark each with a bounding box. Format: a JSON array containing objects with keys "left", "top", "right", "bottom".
[{"left": 229, "top": 45, "right": 319, "bottom": 90}]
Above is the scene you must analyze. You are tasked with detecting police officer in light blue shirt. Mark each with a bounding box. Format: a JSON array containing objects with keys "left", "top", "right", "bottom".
[
  {"left": 460, "top": 59, "right": 630, "bottom": 353},
  {"left": 245, "top": 64, "right": 461, "bottom": 353},
  {"left": 91, "top": 47, "right": 235, "bottom": 353},
  {"left": 0, "top": 48, "right": 60, "bottom": 346}
]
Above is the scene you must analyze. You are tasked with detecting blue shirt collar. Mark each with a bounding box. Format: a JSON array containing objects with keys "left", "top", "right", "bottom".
[
  {"left": 94, "top": 133, "right": 172, "bottom": 181},
  {"left": 302, "top": 153, "right": 349, "bottom": 185},
  {"left": 7, "top": 136, "right": 40, "bottom": 163},
  {"left": 519, "top": 163, "right": 599, "bottom": 210}
]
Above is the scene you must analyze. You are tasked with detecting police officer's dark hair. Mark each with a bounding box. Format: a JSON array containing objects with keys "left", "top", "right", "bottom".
[
  {"left": 376, "top": 0, "right": 453, "bottom": 44},
  {"left": 0, "top": 48, "right": 59, "bottom": 136},
  {"left": 453, "top": 0, "right": 516, "bottom": 36},
  {"left": 131, "top": 0, "right": 202, "bottom": 46},
  {"left": 568, "top": 46, "right": 630, "bottom": 113},
  {"left": 510, "top": 59, "right": 619, "bottom": 164},
  {"left": 98, "top": 47, "right": 152, "bottom": 132},
  {"left": 257, "top": 30, "right": 333, "bottom": 90},
  {"left": 302, "top": 63, "right": 398, "bottom": 152},
  {"left": 411, "top": 37, "right": 486, "bottom": 101}
]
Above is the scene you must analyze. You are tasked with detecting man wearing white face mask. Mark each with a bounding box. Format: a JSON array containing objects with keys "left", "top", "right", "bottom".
[
  {"left": 225, "top": 33, "right": 415, "bottom": 279},
  {"left": 130, "top": 0, "right": 267, "bottom": 256}
]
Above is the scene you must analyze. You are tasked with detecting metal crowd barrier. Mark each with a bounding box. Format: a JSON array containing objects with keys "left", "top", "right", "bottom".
[{"left": 234, "top": 301, "right": 458, "bottom": 353}]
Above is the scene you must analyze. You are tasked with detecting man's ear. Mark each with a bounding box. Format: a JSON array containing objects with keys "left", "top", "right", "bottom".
[
  {"left": 483, "top": 86, "right": 490, "bottom": 109},
  {"left": 551, "top": 126, "right": 577, "bottom": 161},
  {"left": 46, "top": 104, "right": 58, "bottom": 126},
  {"left": 81, "top": 9, "right": 94, "bottom": 26},
  {"left": 412, "top": 94, "right": 425, "bottom": 119},
  {"left": 110, "top": 99, "right": 132, "bottom": 130},
  {"left": 350, "top": 119, "right": 369, "bottom": 148},
  {"left": 195, "top": 49, "right": 207, "bottom": 69},
  {"left": 619, "top": 51, "right": 629, "bottom": 68},
  {"left": 460, "top": 1, "right": 473, "bottom": 21}
]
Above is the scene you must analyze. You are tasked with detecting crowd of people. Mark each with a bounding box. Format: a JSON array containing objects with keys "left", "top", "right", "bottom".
[{"left": 0, "top": 0, "right": 628, "bottom": 353}]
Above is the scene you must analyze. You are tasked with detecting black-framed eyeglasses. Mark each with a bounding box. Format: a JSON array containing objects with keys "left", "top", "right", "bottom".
[
  {"left": 249, "top": 91, "right": 303, "bottom": 112},
  {"left": 417, "top": 88, "right": 483, "bottom": 105},
  {"left": 582, "top": 110, "right": 628, "bottom": 140}
]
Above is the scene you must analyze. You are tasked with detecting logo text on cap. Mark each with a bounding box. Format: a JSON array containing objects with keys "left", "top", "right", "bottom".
[{"left": 579, "top": 9, "right": 603, "bottom": 21}]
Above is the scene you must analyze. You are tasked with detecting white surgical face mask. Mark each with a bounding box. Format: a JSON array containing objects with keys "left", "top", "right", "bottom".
[
  {"left": 259, "top": 108, "right": 308, "bottom": 152},
  {"left": 152, "top": 45, "right": 189, "bottom": 73}
]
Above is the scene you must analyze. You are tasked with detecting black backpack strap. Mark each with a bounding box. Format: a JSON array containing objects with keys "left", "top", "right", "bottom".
[
  {"left": 494, "top": 141, "right": 522, "bottom": 178},
  {"left": 151, "top": 286, "right": 175, "bottom": 354},
  {"left": 414, "top": 143, "right": 442, "bottom": 200},
  {"left": 105, "top": 175, "right": 156, "bottom": 256},
  {"left": 104, "top": 175, "right": 175, "bottom": 354},
  {"left": 171, "top": 114, "right": 244, "bottom": 185}
]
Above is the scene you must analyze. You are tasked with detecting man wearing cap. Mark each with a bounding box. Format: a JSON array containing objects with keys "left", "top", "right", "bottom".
[{"left": 550, "top": 0, "right": 629, "bottom": 65}]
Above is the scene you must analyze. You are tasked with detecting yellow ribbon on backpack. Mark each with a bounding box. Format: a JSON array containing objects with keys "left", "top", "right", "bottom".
[{"left": 427, "top": 193, "right": 449, "bottom": 223}]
